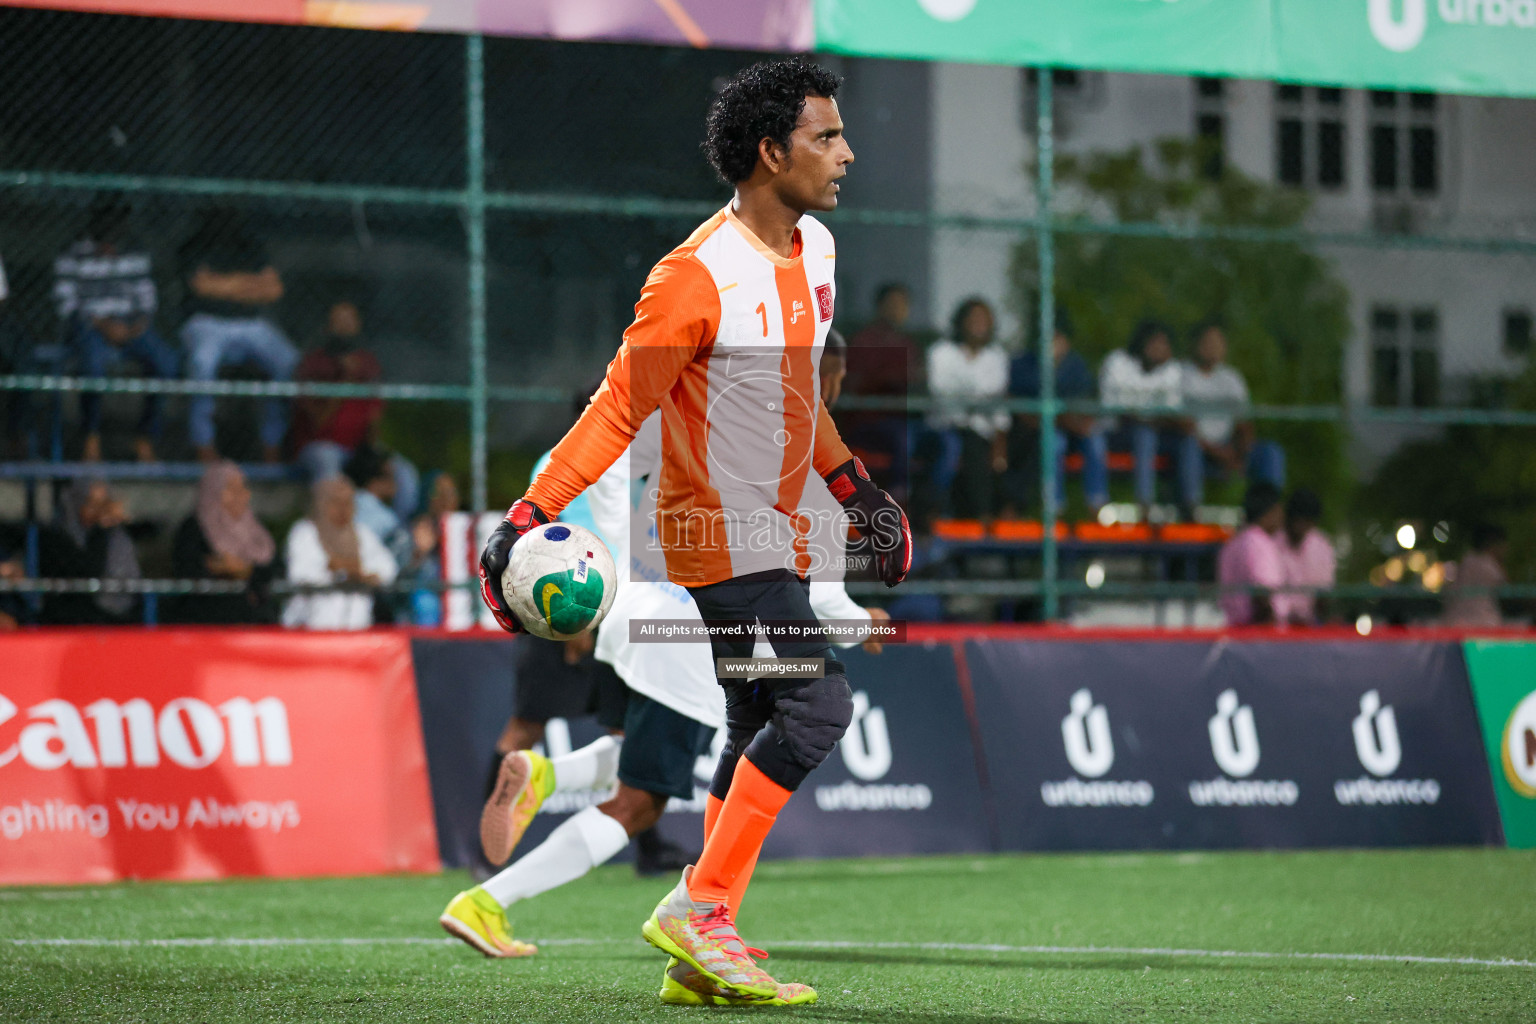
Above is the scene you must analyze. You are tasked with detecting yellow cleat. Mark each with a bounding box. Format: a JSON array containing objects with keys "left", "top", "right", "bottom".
[
  {"left": 438, "top": 886, "right": 537, "bottom": 959},
  {"left": 480, "top": 750, "right": 555, "bottom": 865},
  {"left": 659, "top": 957, "right": 818, "bottom": 1006}
]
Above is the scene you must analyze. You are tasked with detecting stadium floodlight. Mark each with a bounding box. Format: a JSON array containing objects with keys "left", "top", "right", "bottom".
[{"left": 1396, "top": 524, "right": 1417, "bottom": 550}]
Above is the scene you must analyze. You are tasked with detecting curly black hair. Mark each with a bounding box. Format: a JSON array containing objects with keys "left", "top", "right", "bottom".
[{"left": 703, "top": 58, "right": 842, "bottom": 185}]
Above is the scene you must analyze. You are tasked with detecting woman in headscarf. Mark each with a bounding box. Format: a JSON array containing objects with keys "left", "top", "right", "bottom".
[
  {"left": 167, "top": 461, "right": 277, "bottom": 624},
  {"left": 36, "top": 478, "right": 142, "bottom": 624},
  {"left": 282, "top": 475, "right": 397, "bottom": 630}
]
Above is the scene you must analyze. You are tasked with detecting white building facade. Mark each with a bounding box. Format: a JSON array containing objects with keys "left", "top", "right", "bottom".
[{"left": 925, "top": 63, "right": 1536, "bottom": 469}]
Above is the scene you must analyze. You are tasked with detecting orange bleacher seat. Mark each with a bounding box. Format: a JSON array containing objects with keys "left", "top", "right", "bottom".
[
  {"left": 1158, "top": 522, "right": 1233, "bottom": 544},
  {"left": 1074, "top": 521, "right": 1152, "bottom": 543},
  {"left": 931, "top": 518, "right": 987, "bottom": 541},
  {"left": 989, "top": 519, "right": 1068, "bottom": 542}
]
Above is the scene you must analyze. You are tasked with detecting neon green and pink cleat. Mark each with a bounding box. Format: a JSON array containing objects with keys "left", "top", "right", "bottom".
[
  {"left": 479, "top": 749, "right": 555, "bottom": 865},
  {"left": 659, "top": 956, "right": 818, "bottom": 1006},
  {"left": 641, "top": 867, "right": 787, "bottom": 1001}
]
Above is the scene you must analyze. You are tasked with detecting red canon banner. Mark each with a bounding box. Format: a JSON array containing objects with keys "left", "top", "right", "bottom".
[{"left": 0, "top": 630, "right": 439, "bottom": 884}]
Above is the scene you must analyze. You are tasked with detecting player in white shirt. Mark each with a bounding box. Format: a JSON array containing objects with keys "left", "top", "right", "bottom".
[{"left": 440, "top": 341, "right": 886, "bottom": 1003}]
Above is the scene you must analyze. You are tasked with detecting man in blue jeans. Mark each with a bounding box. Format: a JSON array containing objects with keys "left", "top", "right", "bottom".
[
  {"left": 54, "top": 200, "right": 180, "bottom": 462},
  {"left": 1180, "top": 321, "right": 1285, "bottom": 506},
  {"left": 178, "top": 207, "right": 297, "bottom": 462},
  {"left": 1007, "top": 312, "right": 1108, "bottom": 518},
  {"left": 1098, "top": 319, "right": 1203, "bottom": 520}
]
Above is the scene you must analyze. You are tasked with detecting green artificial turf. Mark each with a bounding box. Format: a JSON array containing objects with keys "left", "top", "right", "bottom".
[{"left": 3, "top": 848, "right": 1533, "bottom": 1023}]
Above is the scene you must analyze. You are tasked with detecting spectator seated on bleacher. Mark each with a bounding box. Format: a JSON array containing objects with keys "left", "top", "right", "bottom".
[
  {"left": 1217, "top": 482, "right": 1285, "bottom": 627},
  {"left": 179, "top": 206, "right": 298, "bottom": 464},
  {"left": 0, "top": 542, "right": 29, "bottom": 630},
  {"left": 35, "top": 478, "right": 142, "bottom": 625},
  {"left": 922, "top": 297, "right": 1010, "bottom": 521},
  {"left": 1276, "top": 488, "right": 1335, "bottom": 626},
  {"left": 1005, "top": 310, "right": 1107, "bottom": 518},
  {"left": 164, "top": 460, "right": 276, "bottom": 625},
  {"left": 1, "top": 250, "right": 37, "bottom": 458},
  {"left": 343, "top": 444, "right": 413, "bottom": 567},
  {"left": 842, "top": 283, "right": 921, "bottom": 501},
  {"left": 402, "top": 470, "right": 461, "bottom": 627},
  {"left": 1442, "top": 524, "right": 1509, "bottom": 628},
  {"left": 1180, "top": 321, "right": 1285, "bottom": 506},
  {"left": 54, "top": 198, "right": 180, "bottom": 463},
  {"left": 282, "top": 476, "right": 397, "bottom": 631},
  {"left": 290, "top": 299, "right": 419, "bottom": 513},
  {"left": 1098, "top": 319, "right": 1202, "bottom": 519}
]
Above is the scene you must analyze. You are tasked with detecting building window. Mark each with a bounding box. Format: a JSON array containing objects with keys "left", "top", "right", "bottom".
[
  {"left": 1505, "top": 309, "right": 1533, "bottom": 358},
  {"left": 1276, "top": 85, "right": 1345, "bottom": 189},
  {"left": 1369, "top": 91, "right": 1439, "bottom": 195},
  {"left": 1371, "top": 305, "right": 1440, "bottom": 407},
  {"left": 1193, "top": 77, "right": 1226, "bottom": 179}
]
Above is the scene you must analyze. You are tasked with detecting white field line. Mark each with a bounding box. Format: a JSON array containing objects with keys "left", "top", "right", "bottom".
[{"left": 5, "top": 935, "right": 1532, "bottom": 969}]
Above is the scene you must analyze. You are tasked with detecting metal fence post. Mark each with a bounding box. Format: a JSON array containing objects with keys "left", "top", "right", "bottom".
[
  {"left": 1036, "top": 70, "right": 1059, "bottom": 621},
  {"left": 466, "top": 33, "right": 489, "bottom": 514}
]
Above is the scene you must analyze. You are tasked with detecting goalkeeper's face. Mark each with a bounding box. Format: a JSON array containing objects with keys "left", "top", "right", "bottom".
[{"left": 776, "top": 95, "right": 854, "bottom": 214}]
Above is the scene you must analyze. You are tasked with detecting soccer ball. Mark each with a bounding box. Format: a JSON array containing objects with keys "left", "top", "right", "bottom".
[{"left": 501, "top": 522, "right": 617, "bottom": 641}]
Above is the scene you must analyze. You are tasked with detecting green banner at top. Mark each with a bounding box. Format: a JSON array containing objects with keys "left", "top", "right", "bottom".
[{"left": 815, "top": 0, "right": 1536, "bottom": 98}]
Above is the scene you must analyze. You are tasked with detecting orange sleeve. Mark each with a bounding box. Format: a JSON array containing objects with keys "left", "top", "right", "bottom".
[
  {"left": 525, "top": 253, "right": 720, "bottom": 516},
  {"left": 812, "top": 397, "right": 854, "bottom": 478}
]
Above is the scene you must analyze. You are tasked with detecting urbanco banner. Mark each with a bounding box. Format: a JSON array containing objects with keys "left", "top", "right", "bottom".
[
  {"left": 410, "top": 638, "right": 991, "bottom": 866},
  {"left": 0, "top": 631, "right": 439, "bottom": 884},
  {"left": 761, "top": 643, "right": 992, "bottom": 858},
  {"left": 1462, "top": 640, "right": 1536, "bottom": 848},
  {"left": 965, "top": 638, "right": 1502, "bottom": 851},
  {"left": 816, "top": 0, "right": 1536, "bottom": 99}
]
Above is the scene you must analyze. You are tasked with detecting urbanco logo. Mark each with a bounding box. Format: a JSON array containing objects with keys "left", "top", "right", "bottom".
[
  {"left": 841, "top": 690, "right": 892, "bottom": 782},
  {"left": 1501, "top": 689, "right": 1536, "bottom": 798},
  {"left": 1041, "top": 689, "right": 1153, "bottom": 808},
  {"left": 1352, "top": 690, "right": 1402, "bottom": 777},
  {"left": 1370, "top": 0, "right": 1429, "bottom": 52},
  {"left": 1190, "top": 690, "right": 1297, "bottom": 807},
  {"left": 1208, "top": 689, "right": 1260, "bottom": 778},
  {"left": 0, "top": 693, "right": 291, "bottom": 771},
  {"left": 1335, "top": 689, "right": 1439, "bottom": 806},
  {"left": 815, "top": 691, "right": 932, "bottom": 812},
  {"left": 1369, "top": 0, "right": 1536, "bottom": 54},
  {"left": 918, "top": 0, "right": 977, "bottom": 22},
  {"left": 1062, "top": 688, "right": 1114, "bottom": 778}
]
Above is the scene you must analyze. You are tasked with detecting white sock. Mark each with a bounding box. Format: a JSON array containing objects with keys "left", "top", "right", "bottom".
[
  {"left": 551, "top": 734, "right": 621, "bottom": 792},
  {"left": 480, "top": 806, "right": 630, "bottom": 908}
]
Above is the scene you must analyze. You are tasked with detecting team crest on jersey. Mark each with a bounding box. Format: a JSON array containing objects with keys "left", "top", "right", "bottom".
[{"left": 815, "top": 283, "right": 834, "bottom": 322}]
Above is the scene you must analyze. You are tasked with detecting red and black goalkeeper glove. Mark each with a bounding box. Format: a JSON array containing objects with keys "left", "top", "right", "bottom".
[
  {"left": 478, "top": 498, "right": 551, "bottom": 633},
  {"left": 824, "top": 457, "right": 912, "bottom": 588}
]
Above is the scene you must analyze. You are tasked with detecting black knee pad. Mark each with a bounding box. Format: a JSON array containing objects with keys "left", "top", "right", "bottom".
[
  {"left": 710, "top": 687, "right": 775, "bottom": 801},
  {"left": 744, "top": 669, "right": 854, "bottom": 793}
]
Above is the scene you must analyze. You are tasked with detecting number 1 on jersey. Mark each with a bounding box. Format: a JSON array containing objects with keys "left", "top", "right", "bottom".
[{"left": 756, "top": 302, "right": 768, "bottom": 337}]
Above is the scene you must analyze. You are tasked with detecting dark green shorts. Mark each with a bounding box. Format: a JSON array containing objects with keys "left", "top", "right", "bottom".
[{"left": 616, "top": 691, "right": 717, "bottom": 801}]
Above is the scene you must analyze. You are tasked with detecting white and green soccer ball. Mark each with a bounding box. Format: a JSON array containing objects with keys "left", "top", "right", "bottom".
[{"left": 501, "top": 522, "right": 617, "bottom": 641}]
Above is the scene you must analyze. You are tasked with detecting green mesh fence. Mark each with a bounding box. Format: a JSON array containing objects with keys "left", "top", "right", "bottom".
[{"left": 1, "top": 6, "right": 1532, "bottom": 624}]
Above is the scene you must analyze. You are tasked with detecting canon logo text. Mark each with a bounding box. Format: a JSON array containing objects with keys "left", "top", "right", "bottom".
[{"left": 0, "top": 694, "right": 292, "bottom": 771}]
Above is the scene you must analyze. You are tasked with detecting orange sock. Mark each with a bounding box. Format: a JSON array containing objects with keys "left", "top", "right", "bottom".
[
  {"left": 688, "top": 759, "right": 789, "bottom": 906},
  {"left": 704, "top": 793, "right": 723, "bottom": 842},
  {"left": 702, "top": 791, "right": 761, "bottom": 913}
]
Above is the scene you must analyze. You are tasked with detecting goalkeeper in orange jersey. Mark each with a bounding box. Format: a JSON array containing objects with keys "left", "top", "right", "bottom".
[{"left": 475, "top": 57, "right": 911, "bottom": 1004}]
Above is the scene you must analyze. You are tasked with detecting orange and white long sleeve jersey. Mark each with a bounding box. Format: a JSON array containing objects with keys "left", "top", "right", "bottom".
[{"left": 525, "top": 206, "right": 852, "bottom": 587}]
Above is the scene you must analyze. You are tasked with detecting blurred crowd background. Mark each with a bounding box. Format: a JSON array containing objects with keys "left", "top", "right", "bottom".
[{"left": 1, "top": 7, "right": 1532, "bottom": 631}]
